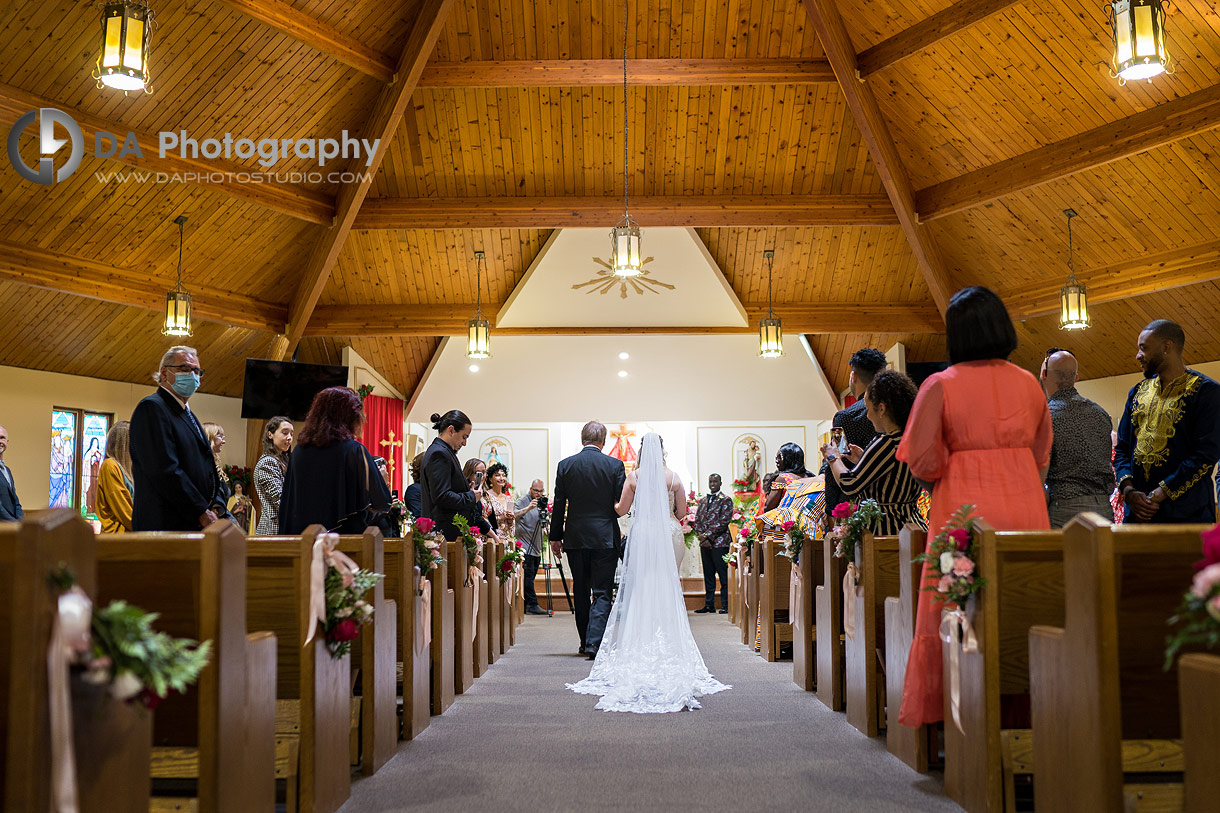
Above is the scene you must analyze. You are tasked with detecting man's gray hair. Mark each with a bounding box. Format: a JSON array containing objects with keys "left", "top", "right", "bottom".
[
  {"left": 152, "top": 345, "right": 198, "bottom": 383},
  {"left": 581, "top": 421, "right": 607, "bottom": 446}
]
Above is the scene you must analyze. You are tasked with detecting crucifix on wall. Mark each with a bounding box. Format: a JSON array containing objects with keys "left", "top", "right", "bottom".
[{"left": 379, "top": 430, "right": 403, "bottom": 479}]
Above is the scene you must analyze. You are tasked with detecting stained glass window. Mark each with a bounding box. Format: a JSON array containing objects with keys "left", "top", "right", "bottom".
[
  {"left": 49, "top": 410, "right": 76, "bottom": 509},
  {"left": 80, "top": 413, "right": 110, "bottom": 518}
]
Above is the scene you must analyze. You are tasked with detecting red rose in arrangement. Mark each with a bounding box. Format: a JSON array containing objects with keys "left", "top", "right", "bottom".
[
  {"left": 831, "top": 502, "right": 856, "bottom": 519},
  {"left": 469, "top": 526, "right": 480, "bottom": 536},
  {"left": 1198, "top": 524, "right": 1220, "bottom": 571},
  {"left": 780, "top": 520, "right": 796, "bottom": 532},
  {"left": 415, "top": 517, "right": 436, "bottom": 534},
  {"left": 948, "top": 528, "right": 971, "bottom": 551},
  {"left": 328, "top": 619, "right": 360, "bottom": 642},
  {"left": 500, "top": 559, "right": 514, "bottom": 574}
]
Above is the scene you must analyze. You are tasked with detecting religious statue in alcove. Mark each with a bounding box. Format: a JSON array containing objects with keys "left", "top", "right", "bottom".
[
  {"left": 227, "top": 481, "right": 256, "bottom": 534},
  {"left": 573, "top": 256, "right": 675, "bottom": 298},
  {"left": 608, "top": 424, "right": 639, "bottom": 474},
  {"left": 733, "top": 434, "right": 765, "bottom": 503}
]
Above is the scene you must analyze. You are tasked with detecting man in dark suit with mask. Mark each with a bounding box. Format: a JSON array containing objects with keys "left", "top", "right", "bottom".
[
  {"left": 129, "top": 346, "right": 220, "bottom": 531},
  {"left": 550, "top": 421, "right": 626, "bottom": 659},
  {"left": 0, "top": 424, "right": 24, "bottom": 521}
]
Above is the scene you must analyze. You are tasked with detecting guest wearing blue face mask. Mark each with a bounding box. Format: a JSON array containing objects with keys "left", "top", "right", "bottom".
[{"left": 129, "top": 345, "right": 222, "bottom": 531}]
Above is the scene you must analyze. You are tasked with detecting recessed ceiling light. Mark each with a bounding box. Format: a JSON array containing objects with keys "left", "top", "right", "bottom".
[
  {"left": 468, "top": 364, "right": 480, "bottom": 373},
  {"left": 618, "top": 352, "right": 630, "bottom": 360},
  {"left": 617, "top": 370, "right": 628, "bottom": 378}
]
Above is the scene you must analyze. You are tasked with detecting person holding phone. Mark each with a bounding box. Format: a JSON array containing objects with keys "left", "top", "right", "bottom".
[
  {"left": 420, "top": 411, "right": 491, "bottom": 541},
  {"left": 819, "top": 348, "right": 888, "bottom": 524},
  {"left": 463, "top": 457, "right": 498, "bottom": 541}
]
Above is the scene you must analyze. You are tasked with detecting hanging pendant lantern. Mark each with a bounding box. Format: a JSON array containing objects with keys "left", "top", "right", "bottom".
[
  {"left": 1107, "top": 0, "right": 1172, "bottom": 83},
  {"left": 94, "top": 0, "right": 156, "bottom": 94},
  {"left": 759, "top": 249, "right": 784, "bottom": 357},
  {"left": 608, "top": 0, "right": 643, "bottom": 278},
  {"left": 163, "top": 215, "right": 193, "bottom": 337},
  {"left": 1058, "top": 209, "right": 1090, "bottom": 331},
  {"left": 466, "top": 250, "right": 491, "bottom": 359}
]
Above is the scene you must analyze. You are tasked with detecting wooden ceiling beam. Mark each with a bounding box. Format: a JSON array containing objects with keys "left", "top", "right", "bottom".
[
  {"left": 213, "top": 0, "right": 396, "bottom": 82},
  {"left": 856, "top": 0, "right": 1022, "bottom": 77},
  {"left": 353, "top": 194, "right": 899, "bottom": 229},
  {"left": 802, "top": 0, "right": 953, "bottom": 316},
  {"left": 916, "top": 82, "right": 1220, "bottom": 221},
  {"left": 303, "top": 302, "right": 945, "bottom": 337},
  {"left": 1005, "top": 236, "right": 1220, "bottom": 320},
  {"left": 0, "top": 240, "right": 286, "bottom": 332},
  {"left": 278, "top": 0, "right": 455, "bottom": 359},
  {"left": 417, "top": 58, "right": 836, "bottom": 87},
  {"left": 0, "top": 83, "right": 335, "bottom": 225}
]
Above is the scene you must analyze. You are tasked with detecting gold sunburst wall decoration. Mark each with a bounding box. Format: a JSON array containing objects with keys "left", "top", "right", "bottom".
[{"left": 573, "top": 255, "right": 676, "bottom": 298}]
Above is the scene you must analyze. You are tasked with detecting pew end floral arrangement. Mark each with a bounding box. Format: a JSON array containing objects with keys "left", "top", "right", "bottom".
[
  {"left": 497, "top": 540, "right": 525, "bottom": 583},
  {"left": 51, "top": 567, "right": 211, "bottom": 710},
  {"left": 452, "top": 513, "right": 484, "bottom": 585},
  {"left": 680, "top": 490, "right": 700, "bottom": 549},
  {"left": 915, "top": 504, "right": 985, "bottom": 605},
  {"left": 777, "top": 520, "right": 806, "bottom": 564},
  {"left": 323, "top": 565, "right": 383, "bottom": 658},
  {"left": 410, "top": 515, "right": 446, "bottom": 590},
  {"left": 1164, "top": 525, "right": 1220, "bottom": 669},
  {"left": 828, "top": 499, "right": 884, "bottom": 562}
]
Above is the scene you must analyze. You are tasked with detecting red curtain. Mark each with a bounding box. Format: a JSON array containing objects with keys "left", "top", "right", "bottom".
[{"left": 359, "top": 395, "right": 406, "bottom": 494}]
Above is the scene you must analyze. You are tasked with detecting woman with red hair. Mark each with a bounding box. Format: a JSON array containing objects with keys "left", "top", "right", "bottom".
[{"left": 278, "top": 387, "right": 392, "bottom": 534}]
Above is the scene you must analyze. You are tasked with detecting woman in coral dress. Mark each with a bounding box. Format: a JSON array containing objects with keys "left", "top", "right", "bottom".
[{"left": 896, "top": 287, "right": 1053, "bottom": 728}]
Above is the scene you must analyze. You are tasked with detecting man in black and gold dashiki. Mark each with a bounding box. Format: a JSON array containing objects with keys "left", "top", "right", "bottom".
[{"left": 1115, "top": 320, "right": 1220, "bottom": 524}]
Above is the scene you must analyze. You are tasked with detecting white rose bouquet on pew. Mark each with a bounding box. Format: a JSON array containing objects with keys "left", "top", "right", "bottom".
[
  {"left": 1164, "top": 524, "right": 1220, "bottom": 669},
  {"left": 914, "top": 504, "right": 985, "bottom": 605},
  {"left": 51, "top": 567, "right": 211, "bottom": 710},
  {"left": 410, "top": 516, "right": 447, "bottom": 585}
]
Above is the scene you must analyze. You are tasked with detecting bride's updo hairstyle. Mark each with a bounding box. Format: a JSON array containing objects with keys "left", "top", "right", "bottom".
[{"left": 431, "top": 410, "right": 471, "bottom": 433}]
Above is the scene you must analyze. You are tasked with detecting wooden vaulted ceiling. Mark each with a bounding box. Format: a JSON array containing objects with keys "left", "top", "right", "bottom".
[{"left": 1, "top": 0, "right": 1219, "bottom": 399}]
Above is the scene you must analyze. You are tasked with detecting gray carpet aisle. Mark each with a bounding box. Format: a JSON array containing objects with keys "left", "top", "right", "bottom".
[{"left": 345, "top": 613, "right": 961, "bottom": 812}]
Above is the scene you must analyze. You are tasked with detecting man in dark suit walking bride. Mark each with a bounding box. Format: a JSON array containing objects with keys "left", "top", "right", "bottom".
[{"left": 550, "top": 421, "right": 626, "bottom": 659}]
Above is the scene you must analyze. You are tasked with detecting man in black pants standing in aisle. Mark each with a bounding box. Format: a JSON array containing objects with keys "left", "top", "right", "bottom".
[
  {"left": 694, "top": 473, "right": 733, "bottom": 613},
  {"left": 515, "top": 479, "right": 549, "bottom": 615},
  {"left": 550, "top": 421, "right": 626, "bottom": 659}
]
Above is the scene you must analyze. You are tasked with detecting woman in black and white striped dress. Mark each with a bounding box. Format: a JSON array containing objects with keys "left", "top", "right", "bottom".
[{"left": 820, "top": 370, "right": 927, "bottom": 535}]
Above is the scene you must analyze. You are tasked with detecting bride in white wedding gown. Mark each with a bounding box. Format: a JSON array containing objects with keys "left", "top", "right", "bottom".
[{"left": 566, "top": 433, "right": 730, "bottom": 713}]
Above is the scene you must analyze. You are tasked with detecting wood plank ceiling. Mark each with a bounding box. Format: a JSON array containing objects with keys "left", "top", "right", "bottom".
[{"left": 1, "top": 0, "right": 1218, "bottom": 399}]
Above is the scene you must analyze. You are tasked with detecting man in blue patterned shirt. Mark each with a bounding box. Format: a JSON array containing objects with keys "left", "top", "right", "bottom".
[
  {"left": 1040, "top": 349, "right": 1116, "bottom": 527},
  {"left": 1115, "top": 320, "right": 1220, "bottom": 524}
]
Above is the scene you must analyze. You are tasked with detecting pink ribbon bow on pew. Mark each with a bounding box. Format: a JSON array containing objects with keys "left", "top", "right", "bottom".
[
  {"left": 843, "top": 562, "right": 860, "bottom": 640},
  {"left": 468, "top": 566, "right": 483, "bottom": 644},
  {"left": 789, "top": 563, "right": 804, "bottom": 635},
  {"left": 305, "top": 532, "right": 361, "bottom": 646},
  {"left": 49, "top": 586, "right": 93, "bottom": 813},
  {"left": 939, "top": 606, "right": 979, "bottom": 735},
  {"left": 415, "top": 579, "right": 432, "bottom": 655}
]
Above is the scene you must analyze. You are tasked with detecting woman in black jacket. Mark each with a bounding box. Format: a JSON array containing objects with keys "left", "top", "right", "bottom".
[
  {"left": 420, "top": 410, "right": 491, "bottom": 540},
  {"left": 278, "top": 387, "right": 391, "bottom": 535}
]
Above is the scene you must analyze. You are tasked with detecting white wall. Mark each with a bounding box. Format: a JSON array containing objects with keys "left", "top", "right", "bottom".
[
  {"left": 1076, "top": 360, "right": 1220, "bottom": 428},
  {"left": 0, "top": 365, "right": 245, "bottom": 510}
]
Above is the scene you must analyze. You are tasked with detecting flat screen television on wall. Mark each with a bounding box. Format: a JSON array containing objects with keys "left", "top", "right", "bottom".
[{"left": 240, "top": 359, "right": 349, "bottom": 422}]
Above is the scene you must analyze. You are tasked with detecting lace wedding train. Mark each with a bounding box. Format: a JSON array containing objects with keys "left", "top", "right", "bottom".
[{"left": 567, "top": 433, "right": 730, "bottom": 713}]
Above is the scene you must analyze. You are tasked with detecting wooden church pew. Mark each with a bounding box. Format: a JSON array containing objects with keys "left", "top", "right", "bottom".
[
  {"left": 791, "top": 537, "right": 820, "bottom": 691},
  {"left": 430, "top": 547, "right": 455, "bottom": 715},
  {"left": 942, "top": 521, "right": 1065, "bottom": 812},
  {"left": 3, "top": 511, "right": 151, "bottom": 813},
  {"left": 757, "top": 536, "right": 792, "bottom": 662},
  {"left": 244, "top": 526, "right": 353, "bottom": 813},
  {"left": 844, "top": 532, "right": 901, "bottom": 737},
  {"left": 1030, "top": 515, "right": 1210, "bottom": 812},
  {"left": 884, "top": 526, "right": 931, "bottom": 772},
  {"left": 95, "top": 521, "right": 276, "bottom": 813},
  {"left": 331, "top": 529, "right": 398, "bottom": 773},
  {"left": 474, "top": 539, "right": 491, "bottom": 678},
  {"left": 1179, "top": 653, "right": 1220, "bottom": 811},
  {"left": 449, "top": 541, "right": 475, "bottom": 694},
  {"left": 816, "top": 531, "right": 845, "bottom": 710}
]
